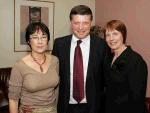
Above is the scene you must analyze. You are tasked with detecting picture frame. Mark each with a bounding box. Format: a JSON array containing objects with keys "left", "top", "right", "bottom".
[{"left": 14, "top": 0, "right": 55, "bottom": 52}]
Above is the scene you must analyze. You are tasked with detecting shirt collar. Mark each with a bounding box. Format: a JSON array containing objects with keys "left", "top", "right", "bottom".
[{"left": 72, "top": 34, "right": 90, "bottom": 44}]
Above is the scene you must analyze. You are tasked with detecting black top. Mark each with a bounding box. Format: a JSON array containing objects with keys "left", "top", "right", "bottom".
[{"left": 104, "top": 46, "right": 148, "bottom": 113}]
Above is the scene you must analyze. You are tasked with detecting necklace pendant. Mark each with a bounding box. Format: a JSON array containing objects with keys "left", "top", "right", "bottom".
[
  {"left": 40, "top": 66, "right": 43, "bottom": 72},
  {"left": 30, "top": 53, "right": 46, "bottom": 73}
]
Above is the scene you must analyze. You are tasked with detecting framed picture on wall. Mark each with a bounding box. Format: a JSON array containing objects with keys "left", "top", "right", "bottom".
[{"left": 14, "top": 0, "right": 55, "bottom": 52}]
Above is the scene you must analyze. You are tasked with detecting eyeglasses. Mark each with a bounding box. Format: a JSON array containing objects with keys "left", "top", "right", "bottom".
[{"left": 30, "top": 35, "right": 48, "bottom": 41}]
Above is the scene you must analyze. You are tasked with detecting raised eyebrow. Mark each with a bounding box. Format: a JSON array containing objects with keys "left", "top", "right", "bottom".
[
  {"left": 113, "top": 32, "right": 119, "bottom": 34},
  {"left": 73, "top": 21, "right": 80, "bottom": 24},
  {"left": 84, "top": 21, "right": 89, "bottom": 23},
  {"left": 31, "top": 34, "right": 38, "bottom": 37},
  {"left": 42, "top": 33, "right": 47, "bottom": 36}
]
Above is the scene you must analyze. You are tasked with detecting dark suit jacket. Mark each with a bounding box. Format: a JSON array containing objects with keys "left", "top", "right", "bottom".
[
  {"left": 52, "top": 35, "right": 108, "bottom": 113},
  {"left": 104, "top": 46, "right": 148, "bottom": 113}
]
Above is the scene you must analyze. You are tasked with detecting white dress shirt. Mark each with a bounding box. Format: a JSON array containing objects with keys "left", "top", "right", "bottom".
[{"left": 69, "top": 34, "right": 90, "bottom": 104}]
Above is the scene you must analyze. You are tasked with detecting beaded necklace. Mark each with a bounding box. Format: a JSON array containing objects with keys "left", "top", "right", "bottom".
[{"left": 31, "top": 53, "right": 46, "bottom": 72}]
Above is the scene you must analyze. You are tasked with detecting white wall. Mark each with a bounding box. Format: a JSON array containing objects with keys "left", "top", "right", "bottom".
[{"left": 0, "top": 0, "right": 95, "bottom": 67}]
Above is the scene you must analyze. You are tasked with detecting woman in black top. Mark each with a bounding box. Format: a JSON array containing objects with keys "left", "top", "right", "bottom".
[{"left": 104, "top": 20, "right": 148, "bottom": 113}]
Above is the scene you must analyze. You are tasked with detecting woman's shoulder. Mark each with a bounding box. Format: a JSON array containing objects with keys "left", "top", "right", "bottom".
[
  {"left": 52, "top": 55, "right": 58, "bottom": 60},
  {"left": 47, "top": 53, "right": 59, "bottom": 63},
  {"left": 127, "top": 47, "right": 145, "bottom": 61},
  {"left": 12, "top": 55, "right": 29, "bottom": 70},
  {"left": 13, "top": 59, "right": 24, "bottom": 68},
  {"left": 126, "top": 46, "right": 147, "bottom": 66},
  {"left": 11, "top": 60, "right": 25, "bottom": 75}
]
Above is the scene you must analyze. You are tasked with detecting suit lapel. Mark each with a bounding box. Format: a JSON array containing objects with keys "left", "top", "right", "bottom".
[
  {"left": 64, "top": 35, "right": 72, "bottom": 91},
  {"left": 86, "top": 36, "right": 95, "bottom": 81}
]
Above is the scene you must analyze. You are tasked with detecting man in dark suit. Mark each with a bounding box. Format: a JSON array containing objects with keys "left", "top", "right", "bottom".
[{"left": 52, "top": 5, "right": 108, "bottom": 113}]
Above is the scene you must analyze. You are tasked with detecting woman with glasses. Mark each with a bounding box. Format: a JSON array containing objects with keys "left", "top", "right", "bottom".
[{"left": 8, "top": 22, "right": 59, "bottom": 113}]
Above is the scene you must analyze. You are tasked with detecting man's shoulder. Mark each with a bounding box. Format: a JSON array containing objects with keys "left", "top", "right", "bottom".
[
  {"left": 90, "top": 35, "right": 106, "bottom": 44},
  {"left": 90, "top": 34, "right": 103, "bottom": 40},
  {"left": 54, "top": 34, "right": 72, "bottom": 42}
]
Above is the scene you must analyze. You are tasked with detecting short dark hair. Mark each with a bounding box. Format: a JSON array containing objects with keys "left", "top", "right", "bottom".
[
  {"left": 25, "top": 22, "right": 50, "bottom": 42},
  {"left": 69, "top": 5, "right": 93, "bottom": 21},
  {"left": 105, "top": 20, "right": 127, "bottom": 43}
]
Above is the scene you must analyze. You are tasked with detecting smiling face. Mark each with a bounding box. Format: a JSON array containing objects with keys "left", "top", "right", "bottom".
[
  {"left": 105, "top": 29, "right": 125, "bottom": 52},
  {"left": 29, "top": 29, "right": 48, "bottom": 54},
  {"left": 71, "top": 14, "right": 92, "bottom": 39}
]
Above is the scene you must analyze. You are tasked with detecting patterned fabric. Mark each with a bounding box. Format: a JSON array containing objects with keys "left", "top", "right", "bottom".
[{"left": 19, "top": 105, "right": 57, "bottom": 113}]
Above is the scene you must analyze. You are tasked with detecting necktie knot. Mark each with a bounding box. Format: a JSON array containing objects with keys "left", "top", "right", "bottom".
[{"left": 77, "top": 40, "right": 82, "bottom": 46}]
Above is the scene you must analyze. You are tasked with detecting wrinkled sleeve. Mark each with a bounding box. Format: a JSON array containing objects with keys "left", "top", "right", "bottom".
[
  {"left": 8, "top": 64, "right": 23, "bottom": 100},
  {"left": 55, "top": 57, "right": 59, "bottom": 104},
  {"left": 128, "top": 57, "right": 148, "bottom": 113}
]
